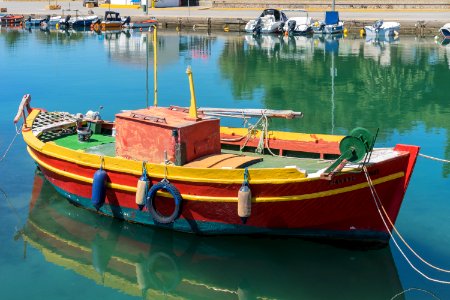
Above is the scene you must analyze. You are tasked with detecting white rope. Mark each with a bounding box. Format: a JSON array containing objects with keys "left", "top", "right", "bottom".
[
  {"left": 363, "top": 166, "right": 450, "bottom": 284},
  {"left": 419, "top": 153, "right": 450, "bottom": 163},
  {"left": 0, "top": 124, "right": 21, "bottom": 163},
  {"left": 365, "top": 165, "right": 450, "bottom": 273}
]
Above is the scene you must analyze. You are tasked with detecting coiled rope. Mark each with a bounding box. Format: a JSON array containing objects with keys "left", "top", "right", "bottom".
[
  {"left": 419, "top": 153, "right": 450, "bottom": 163},
  {"left": 0, "top": 124, "right": 22, "bottom": 163},
  {"left": 363, "top": 166, "right": 450, "bottom": 284}
]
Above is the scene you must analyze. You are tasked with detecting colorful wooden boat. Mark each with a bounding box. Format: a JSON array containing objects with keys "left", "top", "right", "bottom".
[
  {"left": 0, "top": 14, "right": 24, "bottom": 26},
  {"left": 22, "top": 171, "right": 404, "bottom": 298},
  {"left": 92, "top": 11, "right": 129, "bottom": 31},
  {"left": 15, "top": 69, "right": 420, "bottom": 244},
  {"left": 124, "top": 18, "right": 158, "bottom": 31}
]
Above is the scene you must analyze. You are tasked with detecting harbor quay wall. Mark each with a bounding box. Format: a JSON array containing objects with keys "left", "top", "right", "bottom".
[
  {"left": 153, "top": 17, "right": 441, "bottom": 36},
  {"left": 1, "top": 1, "right": 447, "bottom": 36},
  {"left": 210, "top": 0, "right": 450, "bottom": 9}
]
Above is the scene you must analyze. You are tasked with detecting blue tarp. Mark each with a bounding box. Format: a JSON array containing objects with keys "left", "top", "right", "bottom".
[{"left": 325, "top": 11, "right": 339, "bottom": 25}]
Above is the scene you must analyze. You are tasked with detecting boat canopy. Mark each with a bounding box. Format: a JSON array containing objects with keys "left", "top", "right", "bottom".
[
  {"left": 259, "top": 9, "right": 287, "bottom": 22},
  {"left": 104, "top": 11, "right": 121, "bottom": 21},
  {"left": 325, "top": 11, "right": 340, "bottom": 25}
]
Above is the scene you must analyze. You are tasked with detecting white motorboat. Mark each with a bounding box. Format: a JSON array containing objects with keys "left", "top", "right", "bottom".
[
  {"left": 312, "top": 11, "right": 344, "bottom": 35},
  {"left": 439, "top": 23, "right": 450, "bottom": 39},
  {"left": 283, "top": 10, "right": 313, "bottom": 35},
  {"left": 364, "top": 20, "right": 400, "bottom": 37},
  {"left": 245, "top": 8, "right": 288, "bottom": 34}
]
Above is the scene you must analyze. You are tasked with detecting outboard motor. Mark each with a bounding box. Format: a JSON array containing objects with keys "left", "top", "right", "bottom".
[
  {"left": 374, "top": 20, "right": 383, "bottom": 31},
  {"left": 288, "top": 20, "right": 296, "bottom": 34},
  {"left": 253, "top": 17, "right": 262, "bottom": 36},
  {"left": 122, "top": 16, "right": 131, "bottom": 25},
  {"left": 40, "top": 15, "right": 50, "bottom": 30},
  {"left": 60, "top": 15, "right": 71, "bottom": 29},
  {"left": 278, "top": 22, "right": 285, "bottom": 33}
]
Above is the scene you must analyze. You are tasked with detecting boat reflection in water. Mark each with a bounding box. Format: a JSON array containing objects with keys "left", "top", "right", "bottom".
[{"left": 24, "top": 171, "right": 404, "bottom": 299}]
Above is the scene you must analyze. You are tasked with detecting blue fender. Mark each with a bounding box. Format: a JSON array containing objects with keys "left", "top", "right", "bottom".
[{"left": 92, "top": 168, "right": 107, "bottom": 210}]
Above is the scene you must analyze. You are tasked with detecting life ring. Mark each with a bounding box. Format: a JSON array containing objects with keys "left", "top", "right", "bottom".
[
  {"left": 146, "top": 181, "right": 182, "bottom": 224},
  {"left": 139, "top": 27, "right": 143, "bottom": 32}
]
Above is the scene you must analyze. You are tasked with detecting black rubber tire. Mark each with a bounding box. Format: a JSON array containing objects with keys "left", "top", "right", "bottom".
[{"left": 146, "top": 181, "right": 182, "bottom": 224}]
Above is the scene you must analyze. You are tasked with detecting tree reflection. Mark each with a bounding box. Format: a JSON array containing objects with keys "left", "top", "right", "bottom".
[{"left": 218, "top": 35, "right": 450, "bottom": 177}]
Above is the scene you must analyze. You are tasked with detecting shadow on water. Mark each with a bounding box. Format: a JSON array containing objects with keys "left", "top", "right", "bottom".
[{"left": 22, "top": 170, "right": 404, "bottom": 299}]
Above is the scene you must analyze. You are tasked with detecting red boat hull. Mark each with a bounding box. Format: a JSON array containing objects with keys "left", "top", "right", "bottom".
[{"left": 29, "top": 144, "right": 419, "bottom": 242}]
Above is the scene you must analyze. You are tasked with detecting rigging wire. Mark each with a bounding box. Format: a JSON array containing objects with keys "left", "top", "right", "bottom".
[{"left": 363, "top": 166, "right": 450, "bottom": 284}]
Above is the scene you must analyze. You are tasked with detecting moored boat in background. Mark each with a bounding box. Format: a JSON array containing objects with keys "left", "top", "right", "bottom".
[
  {"left": 25, "top": 15, "right": 47, "bottom": 27},
  {"left": 40, "top": 15, "right": 61, "bottom": 29},
  {"left": 245, "top": 8, "right": 288, "bottom": 35},
  {"left": 71, "top": 15, "right": 99, "bottom": 29},
  {"left": 283, "top": 10, "right": 313, "bottom": 36},
  {"left": 312, "top": 11, "right": 344, "bottom": 34},
  {"left": 93, "top": 11, "right": 130, "bottom": 31},
  {"left": 439, "top": 23, "right": 450, "bottom": 39},
  {"left": 0, "top": 14, "right": 24, "bottom": 27},
  {"left": 124, "top": 17, "right": 158, "bottom": 31},
  {"left": 364, "top": 20, "right": 400, "bottom": 37}
]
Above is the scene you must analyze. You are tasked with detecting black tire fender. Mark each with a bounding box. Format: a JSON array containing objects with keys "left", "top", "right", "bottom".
[{"left": 146, "top": 181, "right": 182, "bottom": 224}]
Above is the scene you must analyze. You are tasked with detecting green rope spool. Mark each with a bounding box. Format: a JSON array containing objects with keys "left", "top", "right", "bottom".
[
  {"left": 324, "top": 127, "right": 374, "bottom": 175},
  {"left": 339, "top": 136, "right": 367, "bottom": 162},
  {"left": 350, "top": 127, "right": 373, "bottom": 152}
]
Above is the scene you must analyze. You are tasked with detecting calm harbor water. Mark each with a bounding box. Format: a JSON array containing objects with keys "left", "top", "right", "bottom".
[{"left": 1, "top": 28, "right": 450, "bottom": 299}]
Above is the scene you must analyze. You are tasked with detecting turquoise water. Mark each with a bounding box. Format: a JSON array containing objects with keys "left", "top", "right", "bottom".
[{"left": 1, "top": 28, "right": 450, "bottom": 299}]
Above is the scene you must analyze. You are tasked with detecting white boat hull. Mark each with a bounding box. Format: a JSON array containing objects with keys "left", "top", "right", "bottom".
[{"left": 365, "top": 22, "right": 400, "bottom": 37}]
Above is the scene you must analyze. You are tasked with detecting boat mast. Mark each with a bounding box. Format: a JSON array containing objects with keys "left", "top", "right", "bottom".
[
  {"left": 153, "top": 26, "right": 158, "bottom": 107},
  {"left": 145, "top": 32, "right": 149, "bottom": 108}
]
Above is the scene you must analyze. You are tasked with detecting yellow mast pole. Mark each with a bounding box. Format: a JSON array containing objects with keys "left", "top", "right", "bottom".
[
  {"left": 153, "top": 26, "right": 158, "bottom": 107},
  {"left": 186, "top": 66, "right": 198, "bottom": 119}
]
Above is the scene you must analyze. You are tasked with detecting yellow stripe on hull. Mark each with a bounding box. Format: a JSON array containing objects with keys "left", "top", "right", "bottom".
[{"left": 28, "top": 146, "right": 404, "bottom": 203}]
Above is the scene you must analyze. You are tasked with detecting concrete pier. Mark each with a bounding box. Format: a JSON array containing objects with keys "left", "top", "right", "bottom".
[{"left": 1, "top": 1, "right": 448, "bottom": 36}]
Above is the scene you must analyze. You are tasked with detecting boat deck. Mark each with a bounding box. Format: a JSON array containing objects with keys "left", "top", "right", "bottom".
[{"left": 51, "top": 132, "right": 335, "bottom": 173}]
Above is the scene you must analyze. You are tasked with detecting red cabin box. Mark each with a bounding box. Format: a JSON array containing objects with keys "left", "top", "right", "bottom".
[{"left": 115, "top": 107, "right": 221, "bottom": 165}]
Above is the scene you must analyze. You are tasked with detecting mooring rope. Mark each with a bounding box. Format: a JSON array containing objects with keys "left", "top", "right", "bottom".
[
  {"left": 0, "top": 186, "right": 23, "bottom": 227},
  {"left": 419, "top": 153, "right": 450, "bottom": 163},
  {"left": 0, "top": 124, "right": 21, "bottom": 163},
  {"left": 363, "top": 166, "right": 450, "bottom": 284},
  {"left": 390, "top": 287, "right": 441, "bottom": 300}
]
